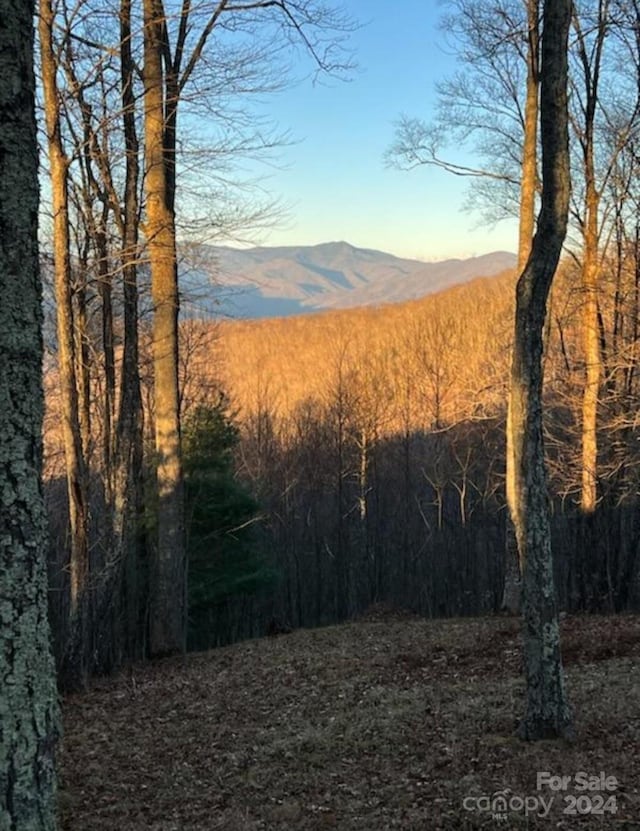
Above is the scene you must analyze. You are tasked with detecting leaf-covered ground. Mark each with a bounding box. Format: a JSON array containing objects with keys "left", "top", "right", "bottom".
[{"left": 60, "top": 611, "right": 640, "bottom": 829}]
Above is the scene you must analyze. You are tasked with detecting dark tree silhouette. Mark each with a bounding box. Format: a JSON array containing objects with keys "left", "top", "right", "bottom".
[{"left": 509, "top": 0, "right": 574, "bottom": 740}]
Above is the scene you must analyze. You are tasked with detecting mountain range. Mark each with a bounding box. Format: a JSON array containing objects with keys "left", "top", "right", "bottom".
[{"left": 178, "top": 241, "right": 516, "bottom": 319}]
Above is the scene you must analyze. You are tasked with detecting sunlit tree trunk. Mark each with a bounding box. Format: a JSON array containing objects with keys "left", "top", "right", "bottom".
[
  {"left": 510, "top": 0, "right": 573, "bottom": 740},
  {"left": 39, "top": 0, "right": 89, "bottom": 628},
  {"left": 581, "top": 183, "right": 600, "bottom": 512},
  {"left": 518, "top": 0, "right": 540, "bottom": 272},
  {"left": 505, "top": 0, "right": 540, "bottom": 614},
  {"left": 143, "top": 0, "right": 186, "bottom": 655},
  {"left": 0, "top": 0, "right": 60, "bottom": 820},
  {"left": 573, "top": 2, "right": 610, "bottom": 514},
  {"left": 60, "top": 36, "right": 115, "bottom": 493}
]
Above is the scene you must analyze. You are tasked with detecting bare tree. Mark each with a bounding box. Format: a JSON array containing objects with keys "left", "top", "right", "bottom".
[
  {"left": 568, "top": 0, "right": 640, "bottom": 512},
  {"left": 510, "top": 0, "right": 573, "bottom": 739},
  {"left": 113, "top": 0, "right": 146, "bottom": 660},
  {"left": 39, "top": 0, "right": 90, "bottom": 681}
]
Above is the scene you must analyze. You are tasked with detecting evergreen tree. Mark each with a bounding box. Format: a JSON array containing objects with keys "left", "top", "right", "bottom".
[{"left": 183, "top": 396, "right": 275, "bottom": 649}]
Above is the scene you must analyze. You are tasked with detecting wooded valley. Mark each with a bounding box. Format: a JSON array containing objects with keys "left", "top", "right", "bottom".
[{"left": 43, "top": 254, "right": 640, "bottom": 657}]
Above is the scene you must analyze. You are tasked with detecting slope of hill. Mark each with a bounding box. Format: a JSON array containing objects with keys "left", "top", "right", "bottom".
[
  {"left": 60, "top": 612, "right": 640, "bottom": 830},
  {"left": 210, "top": 268, "right": 517, "bottom": 430},
  {"left": 179, "top": 241, "right": 516, "bottom": 318}
]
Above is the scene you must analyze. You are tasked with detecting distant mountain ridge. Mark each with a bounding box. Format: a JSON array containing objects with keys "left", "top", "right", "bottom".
[{"left": 179, "top": 241, "right": 516, "bottom": 319}]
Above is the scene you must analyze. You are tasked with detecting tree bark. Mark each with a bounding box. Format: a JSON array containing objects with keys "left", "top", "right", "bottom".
[
  {"left": 0, "top": 0, "right": 60, "bottom": 821},
  {"left": 39, "top": 0, "right": 90, "bottom": 678},
  {"left": 510, "top": 0, "right": 573, "bottom": 740},
  {"left": 143, "top": 0, "right": 186, "bottom": 656},
  {"left": 504, "top": 0, "right": 540, "bottom": 615},
  {"left": 115, "top": 0, "right": 146, "bottom": 659},
  {"left": 573, "top": 2, "right": 609, "bottom": 514},
  {"left": 581, "top": 187, "right": 600, "bottom": 512}
]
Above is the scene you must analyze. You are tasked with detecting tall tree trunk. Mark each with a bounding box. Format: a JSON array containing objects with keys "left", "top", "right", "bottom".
[
  {"left": 143, "top": 0, "right": 186, "bottom": 656},
  {"left": 510, "top": 0, "right": 573, "bottom": 740},
  {"left": 96, "top": 222, "right": 116, "bottom": 494},
  {"left": 0, "top": 0, "right": 60, "bottom": 820},
  {"left": 504, "top": 0, "right": 540, "bottom": 615},
  {"left": 581, "top": 185, "right": 600, "bottom": 513},
  {"left": 62, "top": 48, "right": 115, "bottom": 496},
  {"left": 116, "top": 0, "right": 146, "bottom": 658},
  {"left": 572, "top": 0, "right": 610, "bottom": 514},
  {"left": 39, "top": 0, "right": 89, "bottom": 643}
]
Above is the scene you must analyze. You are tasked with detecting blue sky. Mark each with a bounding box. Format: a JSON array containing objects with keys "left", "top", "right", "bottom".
[{"left": 243, "top": 0, "right": 519, "bottom": 261}]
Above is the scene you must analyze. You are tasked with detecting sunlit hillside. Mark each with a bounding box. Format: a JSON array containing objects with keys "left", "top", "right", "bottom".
[
  {"left": 196, "top": 250, "right": 636, "bottom": 507},
  {"left": 41, "top": 257, "right": 603, "bottom": 488},
  {"left": 214, "top": 269, "right": 517, "bottom": 434}
]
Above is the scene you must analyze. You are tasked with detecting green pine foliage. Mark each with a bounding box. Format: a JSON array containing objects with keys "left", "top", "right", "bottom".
[{"left": 183, "top": 395, "right": 275, "bottom": 649}]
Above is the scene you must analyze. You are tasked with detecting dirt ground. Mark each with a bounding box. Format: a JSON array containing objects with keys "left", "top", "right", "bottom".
[{"left": 59, "top": 610, "right": 640, "bottom": 829}]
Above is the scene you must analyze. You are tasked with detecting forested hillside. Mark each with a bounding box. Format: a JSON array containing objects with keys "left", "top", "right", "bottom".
[
  {"left": 43, "top": 248, "right": 640, "bottom": 651},
  {"left": 217, "top": 270, "right": 514, "bottom": 427},
  {"left": 202, "top": 251, "right": 640, "bottom": 642}
]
